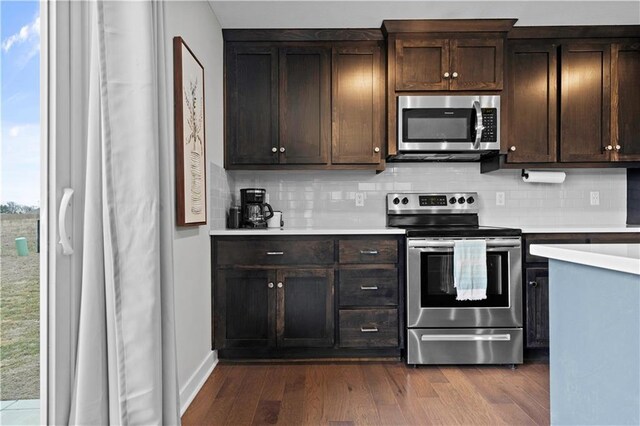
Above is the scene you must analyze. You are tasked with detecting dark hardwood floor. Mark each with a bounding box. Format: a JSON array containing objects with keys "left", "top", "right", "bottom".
[{"left": 182, "top": 361, "right": 550, "bottom": 425}]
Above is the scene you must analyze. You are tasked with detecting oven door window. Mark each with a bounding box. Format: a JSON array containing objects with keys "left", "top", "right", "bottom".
[
  {"left": 420, "top": 251, "right": 509, "bottom": 308},
  {"left": 402, "top": 108, "right": 476, "bottom": 143}
]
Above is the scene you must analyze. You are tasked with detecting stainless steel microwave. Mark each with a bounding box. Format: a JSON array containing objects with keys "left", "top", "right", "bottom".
[{"left": 394, "top": 95, "right": 500, "bottom": 161}]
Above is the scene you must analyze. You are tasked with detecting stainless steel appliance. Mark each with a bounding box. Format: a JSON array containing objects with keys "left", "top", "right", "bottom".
[
  {"left": 392, "top": 95, "right": 500, "bottom": 161},
  {"left": 240, "top": 188, "right": 274, "bottom": 228},
  {"left": 387, "top": 192, "right": 522, "bottom": 365}
]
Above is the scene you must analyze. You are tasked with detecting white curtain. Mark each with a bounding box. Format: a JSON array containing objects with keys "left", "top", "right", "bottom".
[{"left": 69, "top": 1, "right": 180, "bottom": 424}]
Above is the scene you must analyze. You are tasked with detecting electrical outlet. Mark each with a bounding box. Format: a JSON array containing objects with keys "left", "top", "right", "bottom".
[
  {"left": 590, "top": 191, "right": 600, "bottom": 206},
  {"left": 496, "top": 192, "right": 505, "bottom": 206},
  {"left": 355, "top": 192, "right": 365, "bottom": 207}
]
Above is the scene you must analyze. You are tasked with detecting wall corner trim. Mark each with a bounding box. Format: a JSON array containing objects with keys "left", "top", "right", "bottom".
[{"left": 180, "top": 350, "right": 218, "bottom": 416}]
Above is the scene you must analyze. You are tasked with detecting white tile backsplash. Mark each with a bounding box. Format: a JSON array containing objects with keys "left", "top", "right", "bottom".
[
  {"left": 227, "top": 163, "right": 627, "bottom": 229},
  {"left": 208, "top": 162, "right": 234, "bottom": 229}
]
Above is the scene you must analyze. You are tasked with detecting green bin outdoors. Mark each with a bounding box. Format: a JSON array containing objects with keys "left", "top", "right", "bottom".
[{"left": 15, "top": 237, "right": 29, "bottom": 256}]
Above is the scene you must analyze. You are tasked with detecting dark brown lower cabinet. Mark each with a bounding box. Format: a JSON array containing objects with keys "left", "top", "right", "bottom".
[
  {"left": 213, "top": 234, "right": 403, "bottom": 359},
  {"left": 525, "top": 267, "right": 550, "bottom": 348},
  {"left": 277, "top": 269, "right": 334, "bottom": 347},
  {"left": 216, "top": 269, "right": 276, "bottom": 348}
]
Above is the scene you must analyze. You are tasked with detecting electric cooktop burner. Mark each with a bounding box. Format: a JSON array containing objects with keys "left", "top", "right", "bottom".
[{"left": 386, "top": 192, "right": 521, "bottom": 238}]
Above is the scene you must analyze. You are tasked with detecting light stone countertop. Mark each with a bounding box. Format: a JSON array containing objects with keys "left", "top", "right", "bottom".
[
  {"left": 519, "top": 226, "right": 640, "bottom": 234},
  {"left": 209, "top": 227, "right": 406, "bottom": 236},
  {"left": 530, "top": 243, "right": 640, "bottom": 275}
]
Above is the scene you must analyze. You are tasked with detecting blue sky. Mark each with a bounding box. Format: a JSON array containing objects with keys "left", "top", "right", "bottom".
[{"left": 1, "top": 0, "right": 40, "bottom": 206}]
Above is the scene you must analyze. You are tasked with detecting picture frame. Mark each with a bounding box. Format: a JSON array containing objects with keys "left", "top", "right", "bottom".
[{"left": 174, "top": 36, "right": 207, "bottom": 226}]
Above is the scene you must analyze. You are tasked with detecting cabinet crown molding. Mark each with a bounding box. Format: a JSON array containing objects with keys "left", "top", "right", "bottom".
[{"left": 382, "top": 19, "right": 518, "bottom": 35}]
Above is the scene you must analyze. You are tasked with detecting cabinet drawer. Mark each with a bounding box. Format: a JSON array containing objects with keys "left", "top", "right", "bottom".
[
  {"left": 216, "top": 238, "right": 334, "bottom": 265},
  {"left": 339, "top": 269, "right": 398, "bottom": 307},
  {"left": 339, "top": 309, "right": 398, "bottom": 348},
  {"left": 338, "top": 239, "right": 398, "bottom": 264}
]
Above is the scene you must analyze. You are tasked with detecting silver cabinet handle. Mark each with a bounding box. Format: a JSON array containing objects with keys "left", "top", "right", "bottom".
[
  {"left": 58, "top": 188, "right": 74, "bottom": 255},
  {"left": 529, "top": 281, "right": 538, "bottom": 288},
  {"left": 452, "top": 72, "right": 458, "bottom": 78},
  {"left": 360, "top": 285, "right": 379, "bottom": 290},
  {"left": 361, "top": 327, "right": 379, "bottom": 333},
  {"left": 421, "top": 334, "right": 511, "bottom": 342},
  {"left": 272, "top": 147, "right": 277, "bottom": 153},
  {"left": 615, "top": 145, "right": 622, "bottom": 151},
  {"left": 360, "top": 249, "right": 378, "bottom": 255},
  {"left": 443, "top": 72, "right": 450, "bottom": 78},
  {"left": 268, "top": 282, "right": 274, "bottom": 289},
  {"left": 605, "top": 145, "right": 613, "bottom": 151},
  {"left": 279, "top": 147, "right": 286, "bottom": 153},
  {"left": 374, "top": 147, "right": 380, "bottom": 153},
  {"left": 266, "top": 251, "right": 284, "bottom": 256},
  {"left": 277, "top": 282, "right": 283, "bottom": 288},
  {"left": 509, "top": 146, "right": 517, "bottom": 152},
  {"left": 472, "top": 100, "right": 484, "bottom": 150}
]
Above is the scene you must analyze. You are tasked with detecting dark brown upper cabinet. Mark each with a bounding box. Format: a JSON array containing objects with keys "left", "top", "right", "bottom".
[
  {"left": 395, "top": 37, "right": 504, "bottom": 91},
  {"left": 331, "top": 44, "right": 384, "bottom": 164},
  {"left": 279, "top": 47, "right": 331, "bottom": 164},
  {"left": 505, "top": 42, "right": 557, "bottom": 163},
  {"left": 611, "top": 42, "right": 640, "bottom": 162},
  {"left": 224, "top": 32, "right": 386, "bottom": 171},
  {"left": 225, "top": 46, "right": 278, "bottom": 165},
  {"left": 560, "top": 43, "right": 611, "bottom": 162}
]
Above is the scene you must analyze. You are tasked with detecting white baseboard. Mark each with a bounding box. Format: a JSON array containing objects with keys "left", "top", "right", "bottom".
[{"left": 180, "top": 350, "right": 218, "bottom": 416}]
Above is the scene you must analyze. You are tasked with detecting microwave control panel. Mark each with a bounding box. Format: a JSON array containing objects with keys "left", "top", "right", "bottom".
[{"left": 480, "top": 108, "right": 498, "bottom": 142}]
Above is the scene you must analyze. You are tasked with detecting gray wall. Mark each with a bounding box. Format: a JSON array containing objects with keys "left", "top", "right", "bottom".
[
  {"left": 229, "top": 165, "right": 627, "bottom": 229},
  {"left": 165, "top": 0, "right": 223, "bottom": 410}
]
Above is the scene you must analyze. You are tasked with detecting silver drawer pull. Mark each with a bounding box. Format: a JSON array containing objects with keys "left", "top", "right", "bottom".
[
  {"left": 421, "top": 334, "right": 511, "bottom": 342},
  {"left": 360, "top": 250, "right": 379, "bottom": 255},
  {"left": 360, "top": 285, "right": 379, "bottom": 291},
  {"left": 360, "top": 327, "right": 379, "bottom": 333},
  {"left": 266, "top": 251, "right": 284, "bottom": 256}
]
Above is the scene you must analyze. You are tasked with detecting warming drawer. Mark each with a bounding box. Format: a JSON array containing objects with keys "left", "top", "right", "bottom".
[{"left": 407, "top": 328, "right": 523, "bottom": 365}]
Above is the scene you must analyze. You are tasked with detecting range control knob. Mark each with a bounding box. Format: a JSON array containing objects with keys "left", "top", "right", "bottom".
[
  {"left": 393, "top": 197, "right": 400, "bottom": 205},
  {"left": 402, "top": 197, "right": 409, "bottom": 205},
  {"left": 458, "top": 197, "right": 466, "bottom": 204},
  {"left": 449, "top": 197, "right": 457, "bottom": 204},
  {"left": 466, "top": 196, "right": 475, "bottom": 204}
]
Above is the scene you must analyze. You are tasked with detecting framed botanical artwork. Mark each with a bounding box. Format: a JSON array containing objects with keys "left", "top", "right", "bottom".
[{"left": 174, "top": 36, "right": 207, "bottom": 226}]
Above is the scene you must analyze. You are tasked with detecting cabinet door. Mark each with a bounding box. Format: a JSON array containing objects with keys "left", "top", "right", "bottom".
[
  {"left": 279, "top": 47, "right": 331, "bottom": 164},
  {"left": 276, "top": 269, "right": 334, "bottom": 347},
  {"left": 560, "top": 44, "right": 611, "bottom": 162},
  {"left": 395, "top": 39, "right": 449, "bottom": 91},
  {"left": 525, "top": 267, "right": 549, "bottom": 348},
  {"left": 226, "top": 46, "right": 279, "bottom": 165},
  {"left": 612, "top": 42, "right": 640, "bottom": 162},
  {"left": 332, "top": 45, "right": 384, "bottom": 164},
  {"left": 506, "top": 42, "right": 557, "bottom": 163},
  {"left": 215, "top": 269, "right": 276, "bottom": 348},
  {"left": 450, "top": 38, "right": 504, "bottom": 90}
]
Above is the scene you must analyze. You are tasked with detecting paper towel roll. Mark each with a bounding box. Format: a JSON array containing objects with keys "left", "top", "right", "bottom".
[{"left": 522, "top": 170, "right": 566, "bottom": 184}]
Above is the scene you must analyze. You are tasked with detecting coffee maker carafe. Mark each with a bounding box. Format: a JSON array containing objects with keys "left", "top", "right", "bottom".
[{"left": 240, "top": 188, "right": 274, "bottom": 228}]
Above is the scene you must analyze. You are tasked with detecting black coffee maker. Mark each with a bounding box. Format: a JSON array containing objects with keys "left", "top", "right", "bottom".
[{"left": 240, "top": 188, "right": 274, "bottom": 228}]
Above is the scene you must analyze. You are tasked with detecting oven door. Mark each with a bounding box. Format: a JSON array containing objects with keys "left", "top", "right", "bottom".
[{"left": 407, "top": 237, "right": 522, "bottom": 328}]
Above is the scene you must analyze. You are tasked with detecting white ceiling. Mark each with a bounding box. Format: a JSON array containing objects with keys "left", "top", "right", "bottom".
[{"left": 208, "top": 1, "right": 640, "bottom": 28}]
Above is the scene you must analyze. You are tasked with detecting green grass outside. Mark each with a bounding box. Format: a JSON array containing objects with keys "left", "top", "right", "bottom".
[{"left": 0, "top": 213, "right": 40, "bottom": 400}]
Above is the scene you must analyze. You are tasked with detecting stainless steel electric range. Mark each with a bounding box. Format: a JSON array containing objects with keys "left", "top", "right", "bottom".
[{"left": 387, "top": 192, "right": 523, "bottom": 366}]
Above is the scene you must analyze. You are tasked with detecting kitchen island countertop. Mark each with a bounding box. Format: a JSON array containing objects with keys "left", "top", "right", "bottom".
[
  {"left": 530, "top": 243, "right": 640, "bottom": 275},
  {"left": 519, "top": 225, "right": 640, "bottom": 234}
]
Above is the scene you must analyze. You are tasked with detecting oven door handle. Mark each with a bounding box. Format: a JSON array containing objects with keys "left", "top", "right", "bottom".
[
  {"left": 408, "top": 239, "right": 521, "bottom": 249},
  {"left": 473, "top": 100, "right": 484, "bottom": 150},
  {"left": 421, "top": 334, "right": 511, "bottom": 342}
]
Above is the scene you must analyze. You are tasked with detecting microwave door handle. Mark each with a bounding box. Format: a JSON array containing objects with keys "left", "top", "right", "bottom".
[{"left": 473, "top": 100, "right": 484, "bottom": 149}]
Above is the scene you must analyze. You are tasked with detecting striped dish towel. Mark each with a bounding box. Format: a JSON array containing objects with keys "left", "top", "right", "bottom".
[{"left": 453, "top": 240, "right": 488, "bottom": 301}]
